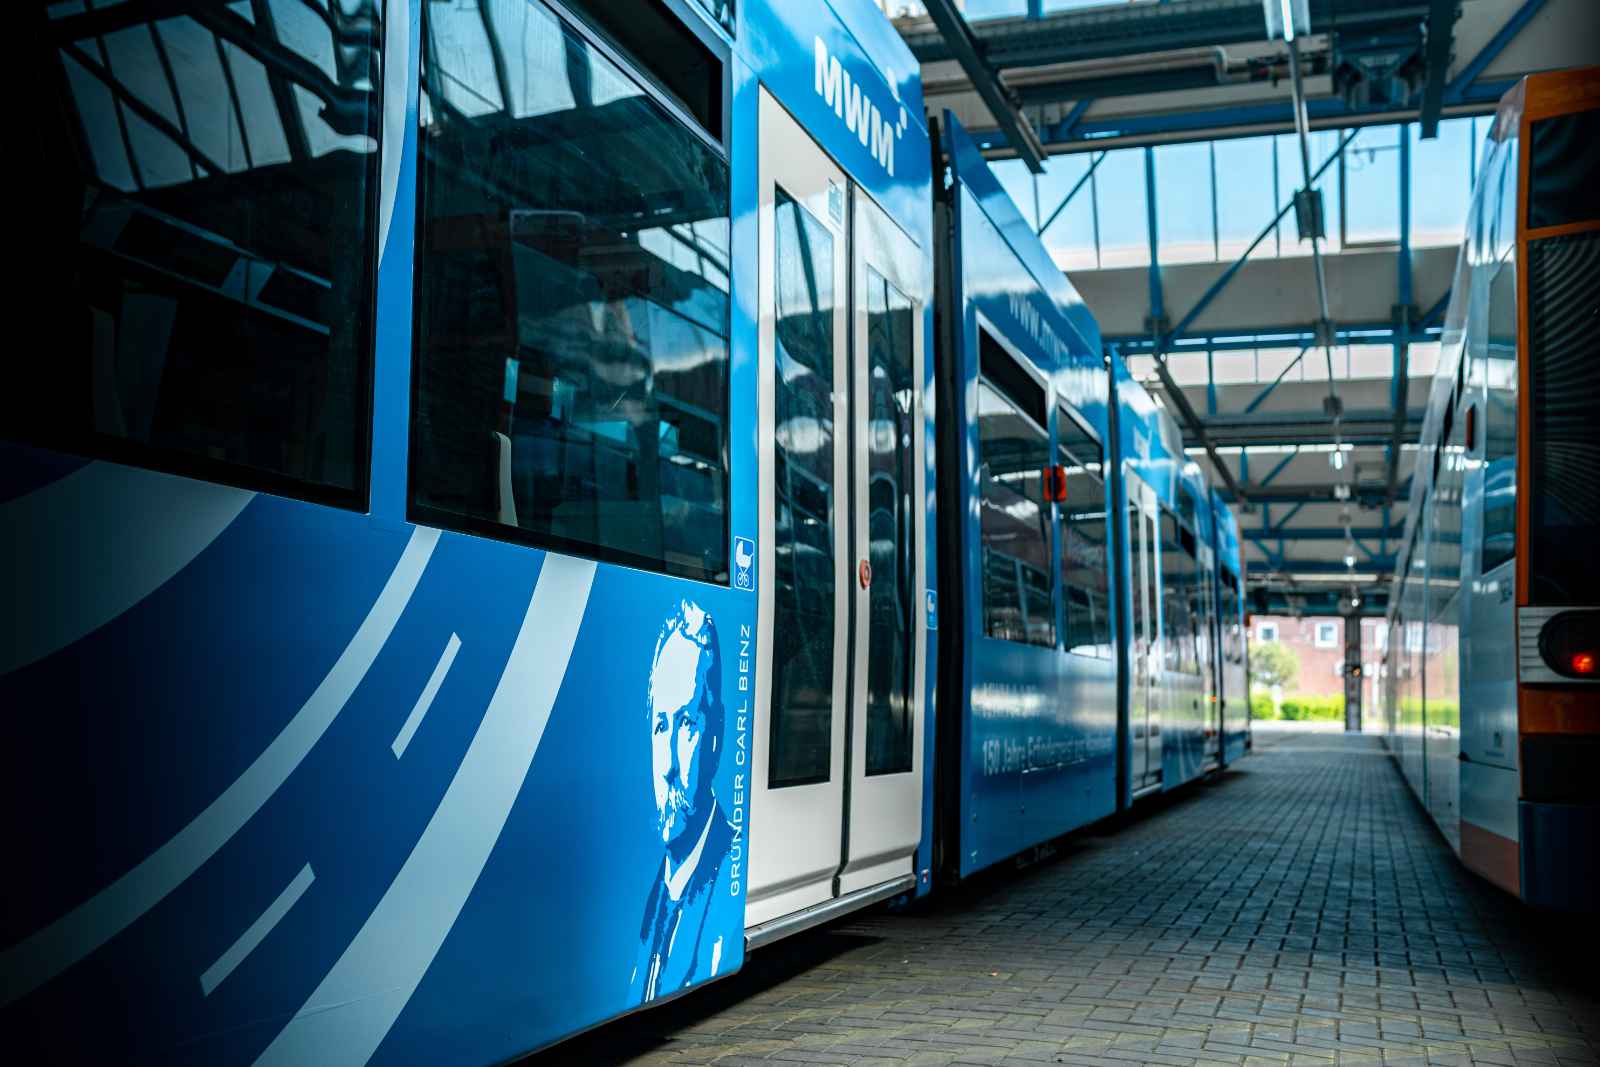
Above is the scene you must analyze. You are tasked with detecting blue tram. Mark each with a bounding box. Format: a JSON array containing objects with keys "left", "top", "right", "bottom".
[
  {"left": 1379, "top": 68, "right": 1598, "bottom": 912},
  {"left": 4, "top": 0, "right": 1248, "bottom": 1061},
  {"left": 1212, "top": 489, "right": 1251, "bottom": 767}
]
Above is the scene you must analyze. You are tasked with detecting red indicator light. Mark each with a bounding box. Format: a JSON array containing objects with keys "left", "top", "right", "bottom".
[{"left": 1574, "top": 652, "right": 1597, "bottom": 676}]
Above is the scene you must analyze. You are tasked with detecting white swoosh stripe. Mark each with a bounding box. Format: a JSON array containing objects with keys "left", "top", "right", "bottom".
[
  {"left": 252, "top": 554, "right": 597, "bottom": 1067},
  {"left": 0, "top": 526, "right": 440, "bottom": 1007},
  {"left": 390, "top": 633, "right": 461, "bottom": 759},
  {"left": 0, "top": 463, "right": 254, "bottom": 675},
  {"left": 200, "top": 864, "right": 316, "bottom": 997}
]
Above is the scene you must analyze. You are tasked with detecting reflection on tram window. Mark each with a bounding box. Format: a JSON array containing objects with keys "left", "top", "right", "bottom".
[
  {"left": 1527, "top": 232, "right": 1600, "bottom": 605},
  {"left": 1057, "top": 406, "right": 1110, "bottom": 659},
  {"left": 412, "top": 0, "right": 731, "bottom": 581},
  {"left": 864, "top": 268, "right": 916, "bottom": 777},
  {"left": 692, "top": 0, "right": 736, "bottom": 34},
  {"left": 1480, "top": 255, "right": 1517, "bottom": 573},
  {"left": 977, "top": 332, "right": 1054, "bottom": 648},
  {"left": 1219, "top": 568, "right": 1244, "bottom": 666},
  {"left": 769, "top": 189, "right": 836, "bottom": 788},
  {"left": 19, "top": 0, "right": 383, "bottom": 503},
  {"left": 1159, "top": 510, "right": 1200, "bottom": 675}
]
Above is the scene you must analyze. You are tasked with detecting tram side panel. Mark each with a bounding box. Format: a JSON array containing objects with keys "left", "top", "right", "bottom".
[
  {"left": 1385, "top": 68, "right": 1600, "bottom": 910},
  {"left": 3, "top": 0, "right": 941, "bottom": 1060},
  {"left": 1181, "top": 468, "right": 1220, "bottom": 777},
  {"left": 1509, "top": 69, "right": 1599, "bottom": 912},
  {"left": 1458, "top": 106, "right": 1522, "bottom": 896},
  {"left": 932, "top": 115, "right": 1117, "bottom": 881},
  {"left": 1114, "top": 362, "right": 1211, "bottom": 799},
  {"left": 1211, "top": 492, "right": 1250, "bottom": 766},
  {"left": 741, "top": 0, "right": 936, "bottom": 930},
  {"left": 5, "top": 0, "right": 768, "bottom": 1060}
]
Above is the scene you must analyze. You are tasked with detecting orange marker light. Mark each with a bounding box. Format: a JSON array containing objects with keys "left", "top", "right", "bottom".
[{"left": 1573, "top": 652, "right": 1597, "bottom": 676}]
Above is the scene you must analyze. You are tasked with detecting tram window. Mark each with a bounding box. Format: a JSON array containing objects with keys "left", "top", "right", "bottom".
[
  {"left": 1527, "top": 232, "right": 1600, "bottom": 605},
  {"left": 977, "top": 331, "right": 1054, "bottom": 647},
  {"left": 979, "top": 329, "right": 1048, "bottom": 429},
  {"left": 768, "top": 188, "right": 837, "bottom": 788},
  {"left": 1219, "top": 567, "right": 1243, "bottom": 664},
  {"left": 1528, "top": 111, "right": 1600, "bottom": 230},
  {"left": 14, "top": 1, "right": 382, "bottom": 504},
  {"left": 1159, "top": 510, "right": 1199, "bottom": 675},
  {"left": 412, "top": 0, "right": 731, "bottom": 582},
  {"left": 863, "top": 269, "right": 917, "bottom": 777},
  {"left": 1481, "top": 255, "right": 1517, "bottom": 573},
  {"left": 1058, "top": 405, "right": 1110, "bottom": 659},
  {"left": 568, "top": 0, "right": 725, "bottom": 139}
]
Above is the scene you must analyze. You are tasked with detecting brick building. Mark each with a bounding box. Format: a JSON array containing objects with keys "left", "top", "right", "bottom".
[{"left": 1249, "top": 614, "right": 1388, "bottom": 706}]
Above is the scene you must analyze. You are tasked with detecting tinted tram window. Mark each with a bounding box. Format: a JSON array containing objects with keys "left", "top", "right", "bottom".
[
  {"left": 572, "top": 0, "right": 724, "bottom": 136},
  {"left": 1159, "top": 510, "right": 1199, "bottom": 675},
  {"left": 769, "top": 189, "right": 837, "bottom": 788},
  {"left": 1481, "top": 255, "right": 1517, "bottom": 574},
  {"left": 1528, "top": 111, "right": 1600, "bottom": 230},
  {"left": 17, "top": 1, "right": 382, "bottom": 503},
  {"left": 1219, "top": 567, "right": 1243, "bottom": 665},
  {"left": 1127, "top": 479, "right": 1152, "bottom": 684},
  {"left": 977, "top": 332, "right": 1053, "bottom": 647},
  {"left": 1058, "top": 406, "right": 1110, "bottom": 659},
  {"left": 864, "top": 269, "right": 917, "bottom": 776},
  {"left": 412, "top": 0, "right": 731, "bottom": 582},
  {"left": 1528, "top": 232, "right": 1600, "bottom": 605}
]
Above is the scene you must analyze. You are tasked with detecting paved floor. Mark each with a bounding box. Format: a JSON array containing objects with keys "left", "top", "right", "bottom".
[{"left": 531, "top": 727, "right": 1600, "bottom": 1066}]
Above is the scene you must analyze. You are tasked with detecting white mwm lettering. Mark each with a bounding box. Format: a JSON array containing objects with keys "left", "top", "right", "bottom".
[
  {"left": 1009, "top": 292, "right": 1068, "bottom": 363},
  {"left": 813, "top": 37, "right": 900, "bottom": 177}
]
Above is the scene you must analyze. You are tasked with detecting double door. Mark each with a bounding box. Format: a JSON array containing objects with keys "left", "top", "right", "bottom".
[
  {"left": 1126, "top": 472, "right": 1163, "bottom": 795},
  {"left": 1196, "top": 541, "right": 1220, "bottom": 767},
  {"left": 747, "top": 93, "right": 927, "bottom": 931}
]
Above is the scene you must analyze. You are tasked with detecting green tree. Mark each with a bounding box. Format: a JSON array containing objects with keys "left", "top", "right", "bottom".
[{"left": 1251, "top": 640, "right": 1300, "bottom": 693}]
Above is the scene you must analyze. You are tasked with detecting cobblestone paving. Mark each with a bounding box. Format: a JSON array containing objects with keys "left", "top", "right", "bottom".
[{"left": 530, "top": 728, "right": 1600, "bottom": 1066}]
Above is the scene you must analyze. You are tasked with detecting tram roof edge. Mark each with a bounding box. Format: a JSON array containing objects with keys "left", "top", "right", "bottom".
[{"left": 940, "top": 111, "right": 1102, "bottom": 360}]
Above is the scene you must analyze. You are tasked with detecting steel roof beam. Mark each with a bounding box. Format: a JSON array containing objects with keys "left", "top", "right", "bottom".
[
  {"left": 902, "top": 0, "right": 1434, "bottom": 69},
  {"left": 1222, "top": 482, "right": 1406, "bottom": 505},
  {"left": 1137, "top": 147, "right": 1246, "bottom": 505},
  {"left": 1150, "top": 359, "right": 1249, "bottom": 501},
  {"left": 1243, "top": 525, "right": 1405, "bottom": 542},
  {"left": 1038, "top": 150, "right": 1103, "bottom": 235},
  {"left": 1446, "top": 0, "right": 1546, "bottom": 101},
  {"left": 1017, "top": 91, "right": 1506, "bottom": 153},
  {"left": 1150, "top": 130, "right": 1353, "bottom": 355},
  {"left": 1419, "top": 0, "right": 1463, "bottom": 137},
  {"left": 1107, "top": 321, "right": 1441, "bottom": 353},
  {"left": 1182, "top": 412, "right": 1424, "bottom": 450},
  {"left": 919, "top": 0, "right": 1047, "bottom": 171},
  {"left": 1013, "top": 65, "right": 1222, "bottom": 107},
  {"left": 1246, "top": 557, "right": 1397, "bottom": 574}
]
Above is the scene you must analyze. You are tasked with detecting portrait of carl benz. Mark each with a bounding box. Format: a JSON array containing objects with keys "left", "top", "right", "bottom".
[{"left": 629, "top": 600, "right": 736, "bottom": 1005}]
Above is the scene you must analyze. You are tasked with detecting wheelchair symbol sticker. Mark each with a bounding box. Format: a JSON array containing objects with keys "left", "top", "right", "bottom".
[
  {"left": 733, "top": 536, "right": 755, "bottom": 591},
  {"left": 925, "top": 589, "right": 938, "bottom": 631}
]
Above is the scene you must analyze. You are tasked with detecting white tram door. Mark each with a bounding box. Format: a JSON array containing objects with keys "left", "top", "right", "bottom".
[
  {"left": 1127, "top": 473, "right": 1162, "bottom": 795},
  {"left": 748, "top": 92, "right": 925, "bottom": 931},
  {"left": 841, "top": 187, "right": 926, "bottom": 897},
  {"left": 1197, "top": 542, "right": 1220, "bottom": 766}
]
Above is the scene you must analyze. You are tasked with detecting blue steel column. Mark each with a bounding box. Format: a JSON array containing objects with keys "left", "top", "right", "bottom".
[
  {"left": 1145, "top": 147, "right": 1164, "bottom": 346},
  {"left": 1397, "top": 128, "right": 1412, "bottom": 388},
  {"left": 1209, "top": 142, "right": 1220, "bottom": 261},
  {"left": 1388, "top": 126, "right": 1413, "bottom": 497},
  {"left": 1206, "top": 342, "right": 1217, "bottom": 416}
]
